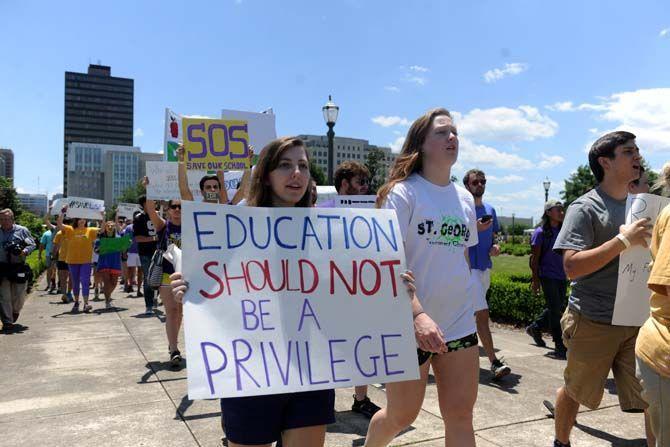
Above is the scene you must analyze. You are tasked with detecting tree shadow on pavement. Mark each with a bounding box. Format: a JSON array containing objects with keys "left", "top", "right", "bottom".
[
  {"left": 575, "top": 422, "right": 645, "bottom": 446},
  {"left": 174, "top": 394, "right": 222, "bottom": 422}
]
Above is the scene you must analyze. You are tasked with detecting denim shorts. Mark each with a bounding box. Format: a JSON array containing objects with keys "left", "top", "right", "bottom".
[{"left": 220, "top": 389, "right": 335, "bottom": 444}]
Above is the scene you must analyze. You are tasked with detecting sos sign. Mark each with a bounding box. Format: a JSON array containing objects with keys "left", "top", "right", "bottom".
[{"left": 183, "top": 118, "right": 251, "bottom": 170}]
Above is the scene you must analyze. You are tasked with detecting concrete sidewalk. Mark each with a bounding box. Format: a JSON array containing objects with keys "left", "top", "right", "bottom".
[{"left": 0, "top": 276, "right": 647, "bottom": 447}]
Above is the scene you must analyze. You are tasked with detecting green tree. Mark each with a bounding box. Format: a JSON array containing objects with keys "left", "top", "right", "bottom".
[
  {"left": 641, "top": 159, "right": 661, "bottom": 196},
  {"left": 365, "top": 147, "right": 388, "bottom": 194},
  {"left": 17, "top": 211, "right": 44, "bottom": 240},
  {"left": 309, "top": 161, "right": 326, "bottom": 186},
  {"left": 0, "top": 176, "right": 23, "bottom": 214},
  {"left": 560, "top": 165, "right": 596, "bottom": 207},
  {"left": 117, "top": 180, "right": 145, "bottom": 205}
]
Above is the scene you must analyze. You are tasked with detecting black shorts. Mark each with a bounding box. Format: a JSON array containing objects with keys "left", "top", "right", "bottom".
[
  {"left": 220, "top": 389, "right": 335, "bottom": 444},
  {"left": 417, "top": 332, "right": 479, "bottom": 366},
  {"left": 57, "top": 261, "right": 69, "bottom": 271}
]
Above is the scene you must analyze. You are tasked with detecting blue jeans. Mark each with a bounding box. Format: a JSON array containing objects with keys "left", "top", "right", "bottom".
[
  {"left": 531, "top": 278, "right": 568, "bottom": 350},
  {"left": 139, "top": 255, "right": 155, "bottom": 309}
]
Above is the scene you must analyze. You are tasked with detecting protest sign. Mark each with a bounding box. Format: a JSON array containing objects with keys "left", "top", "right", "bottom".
[
  {"left": 116, "top": 203, "right": 141, "bottom": 219},
  {"left": 183, "top": 118, "right": 250, "bottom": 170},
  {"left": 221, "top": 109, "right": 277, "bottom": 163},
  {"left": 145, "top": 161, "right": 243, "bottom": 201},
  {"left": 99, "top": 235, "right": 132, "bottom": 255},
  {"left": 181, "top": 202, "right": 418, "bottom": 399},
  {"left": 51, "top": 197, "right": 105, "bottom": 220},
  {"left": 164, "top": 108, "right": 182, "bottom": 162},
  {"left": 613, "top": 193, "right": 670, "bottom": 326},
  {"left": 333, "top": 195, "right": 377, "bottom": 209}
]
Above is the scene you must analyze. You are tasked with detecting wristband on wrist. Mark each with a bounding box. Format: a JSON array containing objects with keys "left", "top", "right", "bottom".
[
  {"left": 616, "top": 233, "right": 631, "bottom": 249},
  {"left": 413, "top": 311, "right": 426, "bottom": 320}
]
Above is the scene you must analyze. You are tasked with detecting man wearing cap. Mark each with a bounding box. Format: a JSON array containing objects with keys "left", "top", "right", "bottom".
[{"left": 527, "top": 199, "right": 568, "bottom": 358}]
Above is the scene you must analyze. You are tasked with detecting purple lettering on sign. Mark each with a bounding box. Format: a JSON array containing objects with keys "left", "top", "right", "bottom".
[
  {"left": 232, "top": 339, "right": 260, "bottom": 391},
  {"left": 381, "top": 334, "right": 404, "bottom": 376},
  {"left": 354, "top": 335, "right": 379, "bottom": 378},
  {"left": 328, "top": 339, "right": 351, "bottom": 383},
  {"left": 201, "top": 342, "right": 228, "bottom": 395}
]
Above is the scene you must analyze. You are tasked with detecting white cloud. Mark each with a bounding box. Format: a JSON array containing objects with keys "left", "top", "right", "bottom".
[
  {"left": 483, "top": 63, "right": 528, "bottom": 83},
  {"left": 458, "top": 138, "right": 535, "bottom": 170},
  {"left": 660, "top": 28, "right": 669, "bottom": 37},
  {"left": 487, "top": 174, "right": 525, "bottom": 184},
  {"left": 384, "top": 86, "right": 400, "bottom": 93},
  {"left": 409, "top": 65, "right": 429, "bottom": 73},
  {"left": 546, "top": 101, "right": 575, "bottom": 112},
  {"left": 454, "top": 106, "right": 558, "bottom": 142},
  {"left": 134, "top": 128, "right": 144, "bottom": 138},
  {"left": 372, "top": 115, "right": 411, "bottom": 127},
  {"left": 576, "top": 88, "right": 670, "bottom": 153},
  {"left": 537, "top": 153, "right": 565, "bottom": 169},
  {"left": 389, "top": 136, "right": 405, "bottom": 154},
  {"left": 158, "top": 150, "right": 164, "bottom": 155},
  {"left": 405, "top": 75, "right": 426, "bottom": 85}
]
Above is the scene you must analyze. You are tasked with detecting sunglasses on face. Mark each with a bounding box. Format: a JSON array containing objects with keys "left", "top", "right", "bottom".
[
  {"left": 470, "top": 179, "right": 486, "bottom": 186},
  {"left": 169, "top": 204, "right": 182, "bottom": 210}
]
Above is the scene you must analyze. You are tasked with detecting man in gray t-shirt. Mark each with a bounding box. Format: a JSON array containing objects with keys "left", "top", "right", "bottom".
[
  {"left": 549, "top": 132, "right": 654, "bottom": 447},
  {"left": 554, "top": 187, "right": 625, "bottom": 323}
]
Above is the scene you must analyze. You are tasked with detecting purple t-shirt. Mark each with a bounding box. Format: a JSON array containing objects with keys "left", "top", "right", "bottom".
[
  {"left": 123, "top": 224, "right": 138, "bottom": 254},
  {"left": 531, "top": 225, "right": 566, "bottom": 280},
  {"left": 468, "top": 203, "right": 500, "bottom": 271}
]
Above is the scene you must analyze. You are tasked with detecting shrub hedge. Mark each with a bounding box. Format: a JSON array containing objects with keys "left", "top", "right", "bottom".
[
  {"left": 487, "top": 272, "right": 546, "bottom": 325},
  {"left": 499, "top": 242, "right": 531, "bottom": 257},
  {"left": 25, "top": 251, "right": 46, "bottom": 285}
]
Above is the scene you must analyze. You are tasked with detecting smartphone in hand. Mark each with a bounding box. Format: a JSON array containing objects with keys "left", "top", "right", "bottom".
[{"left": 479, "top": 214, "right": 493, "bottom": 224}]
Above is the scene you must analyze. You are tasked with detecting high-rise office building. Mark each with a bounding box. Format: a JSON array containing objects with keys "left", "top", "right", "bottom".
[
  {"left": 64, "top": 64, "right": 133, "bottom": 195},
  {"left": 0, "top": 148, "right": 14, "bottom": 184},
  {"left": 18, "top": 193, "right": 48, "bottom": 216}
]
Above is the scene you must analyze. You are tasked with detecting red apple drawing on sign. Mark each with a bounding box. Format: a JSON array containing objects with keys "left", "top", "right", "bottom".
[{"left": 170, "top": 116, "right": 179, "bottom": 138}]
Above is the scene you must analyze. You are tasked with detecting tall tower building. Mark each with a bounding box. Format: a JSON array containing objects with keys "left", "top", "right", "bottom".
[{"left": 64, "top": 64, "right": 133, "bottom": 195}]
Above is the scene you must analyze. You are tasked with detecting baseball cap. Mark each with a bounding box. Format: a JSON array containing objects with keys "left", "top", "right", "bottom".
[{"left": 544, "top": 199, "right": 563, "bottom": 212}]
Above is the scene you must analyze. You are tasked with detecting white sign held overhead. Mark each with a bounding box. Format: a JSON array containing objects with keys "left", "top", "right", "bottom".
[
  {"left": 613, "top": 193, "right": 670, "bottom": 326},
  {"left": 51, "top": 197, "right": 105, "bottom": 220},
  {"left": 145, "top": 161, "right": 243, "bottom": 201}
]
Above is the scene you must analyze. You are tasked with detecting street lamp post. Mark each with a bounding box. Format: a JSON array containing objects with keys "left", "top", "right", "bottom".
[
  {"left": 322, "top": 95, "right": 339, "bottom": 185},
  {"left": 511, "top": 213, "right": 516, "bottom": 245},
  {"left": 543, "top": 177, "right": 551, "bottom": 203}
]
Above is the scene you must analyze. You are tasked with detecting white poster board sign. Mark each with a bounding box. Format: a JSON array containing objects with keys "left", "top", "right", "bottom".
[
  {"left": 145, "top": 161, "right": 243, "bottom": 201},
  {"left": 116, "top": 203, "right": 141, "bottom": 219},
  {"left": 50, "top": 197, "right": 105, "bottom": 220},
  {"left": 181, "top": 202, "right": 418, "bottom": 399},
  {"left": 613, "top": 193, "right": 670, "bottom": 326},
  {"left": 333, "top": 195, "right": 377, "bottom": 209},
  {"left": 221, "top": 109, "right": 277, "bottom": 156}
]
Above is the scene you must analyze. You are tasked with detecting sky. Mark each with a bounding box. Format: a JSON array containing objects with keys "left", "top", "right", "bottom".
[{"left": 1, "top": 0, "right": 669, "bottom": 219}]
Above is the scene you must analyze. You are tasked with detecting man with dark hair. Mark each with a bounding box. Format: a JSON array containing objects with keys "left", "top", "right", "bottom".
[
  {"left": 134, "top": 194, "right": 159, "bottom": 315},
  {"left": 550, "top": 131, "right": 654, "bottom": 447},
  {"left": 463, "top": 169, "right": 510, "bottom": 379},
  {"left": 176, "top": 146, "right": 229, "bottom": 204}
]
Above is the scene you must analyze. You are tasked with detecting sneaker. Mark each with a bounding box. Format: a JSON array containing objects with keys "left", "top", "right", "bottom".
[
  {"left": 105, "top": 300, "right": 112, "bottom": 309},
  {"left": 170, "top": 350, "right": 183, "bottom": 367},
  {"left": 351, "top": 395, "right": 381, "bottom": 418},
  {"left": 71, "top": 302, "right": 80, "bottom": 313},
  {"left": 491, "top": 358, "right": 511, "bottom": 380},
  {"left": 94, "top": 288, "right": 100, "bottom": 301},
  {"left": 66, "top": 292, "right": 74, "bottom": 303},
  {"left": 552, "top": 348, "right": 567, "bottom": 360},
  {"left": 525, "top": 325, "right": 546, "bottom": 347},
  {"left": 61, "top": 294, "right": 69, "bottom": 303},
  {"left": 145, "top": 307, "right": 154, "bottom": 316},
  {"left": 83, "top": 304, "right": 93, "bottom": 313},
  {"left": 136, "top": 290, "right": 144, "bottom": 298}
]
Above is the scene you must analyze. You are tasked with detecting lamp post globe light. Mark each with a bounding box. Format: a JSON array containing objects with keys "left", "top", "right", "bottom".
[
  {"left": 543, "top": 177, "right": 551, "bottom": 203},
  {"left": 322, "top": 95, "right": 339, "bottom": 185}
]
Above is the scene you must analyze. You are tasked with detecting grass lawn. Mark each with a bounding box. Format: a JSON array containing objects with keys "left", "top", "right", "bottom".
[{"left": 492, "top": 254, "right": 530, "bottom": 276}]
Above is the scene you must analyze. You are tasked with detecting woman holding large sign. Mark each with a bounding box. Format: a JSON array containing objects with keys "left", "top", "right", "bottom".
[
  {"left": 171, "top": 137, "right": 333, "bottom": 447},
  {"left": 367, "top": 108, "right": 480, "bottom": 447}
]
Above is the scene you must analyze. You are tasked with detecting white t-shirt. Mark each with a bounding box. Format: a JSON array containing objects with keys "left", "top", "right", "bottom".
[{"left": 383, "top": 174, "right": 479, "bottom": 341}]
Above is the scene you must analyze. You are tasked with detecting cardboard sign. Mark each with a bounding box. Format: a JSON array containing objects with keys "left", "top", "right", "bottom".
[
  {"left": 164, "top": 108, "right": 182, "bottom": 162},
  {"left": 333, "top": 195, "right": 377, "bottom": 209},
  {"left": 183, "top": 118, "right": 250, "bottom": 170},
  {"left": 613, "top": 193, "right": 670, "bottom": 326},
  {"left": 99, "top": 235, "right": 132, "bottom": 255},
  {"left": 116, "top": 203, "right": 141, "bottom": 219},
  {"left": 181, "top": 202, "right": 418, "bottom": 399},
  {"left": 145, "top": 161, "right": 243, "bottom": 201},
  {"left": 51, "top": 197, "right": 105, "bottom": 220},
  {"left": 221, "top": 109, "right": 277, "bottom": 158}
]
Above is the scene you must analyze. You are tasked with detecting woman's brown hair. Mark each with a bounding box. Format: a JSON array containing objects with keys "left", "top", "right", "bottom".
[
  {"left": 376, "top": 108, "right": 453, "bottom": 207},
  {"left": 247, "top": 137, "right": 313, "bottom": 207}
]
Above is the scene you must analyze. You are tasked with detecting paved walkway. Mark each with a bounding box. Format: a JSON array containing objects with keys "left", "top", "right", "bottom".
[{"left": 0, "top": 275, "right": 647, "bottom": 446}]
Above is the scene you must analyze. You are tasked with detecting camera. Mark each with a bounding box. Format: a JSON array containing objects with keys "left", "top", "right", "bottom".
[{"left": 3, "top": 239, "right": 27, "bottom": 256}]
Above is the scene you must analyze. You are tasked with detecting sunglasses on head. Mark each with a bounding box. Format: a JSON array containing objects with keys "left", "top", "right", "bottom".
[{"left": 169, "top": 204, "right": 182, "bottom": 210}]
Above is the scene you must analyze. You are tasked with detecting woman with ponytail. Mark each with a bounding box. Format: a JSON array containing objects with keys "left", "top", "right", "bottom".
[
  {"left": 366, "top": 108, "right": 480, "bottom": 447},
  {"left": 636, "top": 162, "right": 670, "bottom": 445}
]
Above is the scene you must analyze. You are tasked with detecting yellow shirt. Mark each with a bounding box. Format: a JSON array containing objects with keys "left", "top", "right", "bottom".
[
  {"left": 61, "top": 225, "right": 99, "bottom": 265},
  {"left": 636, "top": 205, "right": 670, "bottom": 377},
  {"left": 53, "top": 231, "right": 70, "bottom": 262}
]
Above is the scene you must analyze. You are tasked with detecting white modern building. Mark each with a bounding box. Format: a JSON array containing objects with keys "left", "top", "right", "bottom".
[
  {"left": 297, "top": 135, "right": 397, "bottom": 184},
  {"left": 18, "top": 193, "right": 48, "bottom": 216},
  {"left": 67, "top": 142, "right": 162, "bottom": 207}
]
